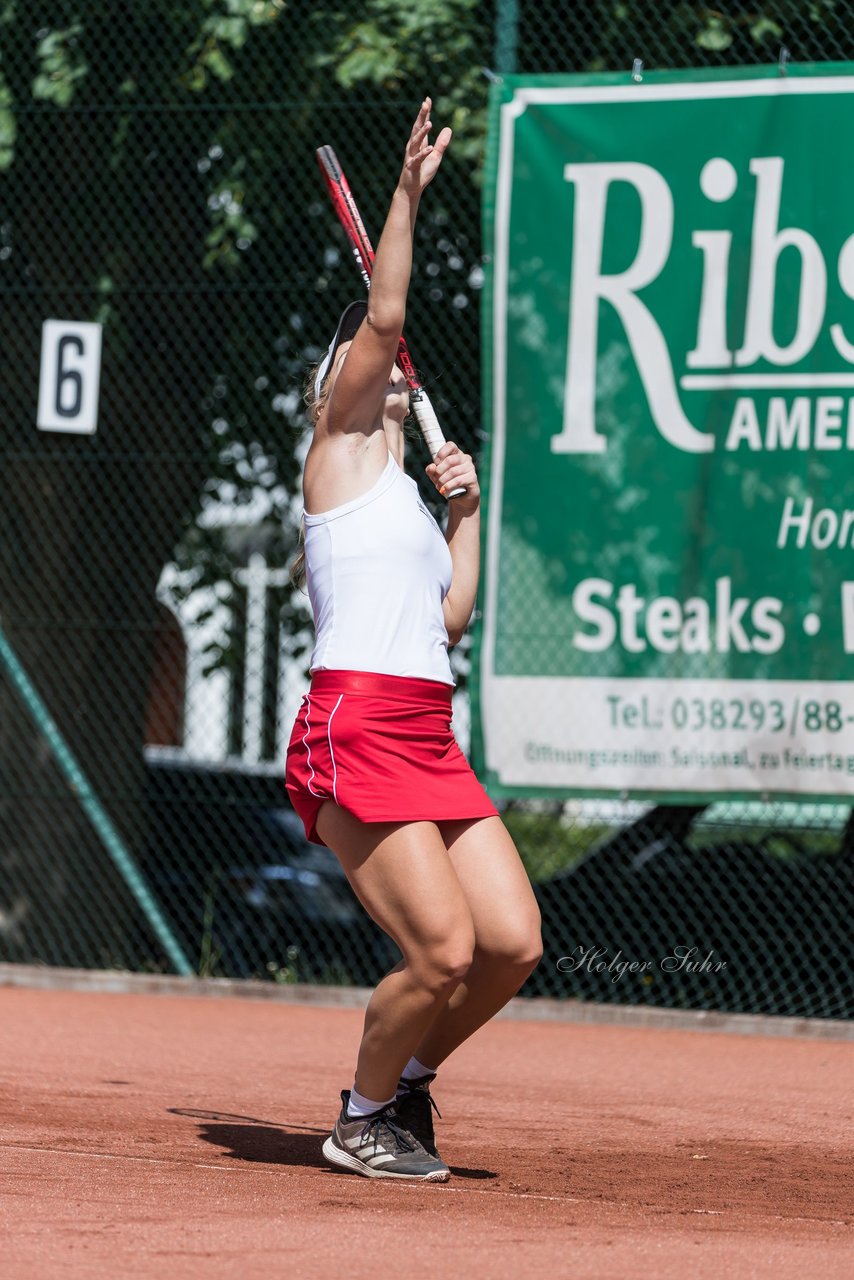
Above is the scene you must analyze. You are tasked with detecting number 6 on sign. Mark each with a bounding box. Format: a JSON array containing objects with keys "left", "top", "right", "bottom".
[{"left": 37, "top": 320, "right": 103, "bottom": 435}]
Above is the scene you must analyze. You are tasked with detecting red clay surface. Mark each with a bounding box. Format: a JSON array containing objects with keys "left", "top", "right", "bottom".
[{"left": 0, "top": 987, "right": 851, "bottom": 1279}]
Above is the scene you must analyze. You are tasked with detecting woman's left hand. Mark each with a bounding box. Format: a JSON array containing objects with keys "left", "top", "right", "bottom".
[
  {"left": 426, "top": 441, "right": 480, "bottom": 509},
  {"left": 399, "top": 97, "right": 452, "bottom": 198}
]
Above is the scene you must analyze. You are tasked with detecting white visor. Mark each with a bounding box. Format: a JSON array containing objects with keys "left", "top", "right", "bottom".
[{"left": 313, "top": 300, "right": 368, "bottom": 401}]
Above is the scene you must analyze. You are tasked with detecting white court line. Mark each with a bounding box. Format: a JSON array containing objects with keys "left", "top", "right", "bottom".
[
  {"left": 2, "top": 1142, "right": 579, "bottom": 1201},
  {"left": 4, "top": 1144, "right": 850, "bottom": 1225},
  {"left": 2, "top": 1142, "right": 241, "bottom": 1173},
  {"left": 398, "top": 1182, "right": 579, "bottom": 1204}
]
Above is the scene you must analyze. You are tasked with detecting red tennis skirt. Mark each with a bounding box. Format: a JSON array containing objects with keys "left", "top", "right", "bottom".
[{"left": 285, "top": 669, "right": 498, "bottom": 845}]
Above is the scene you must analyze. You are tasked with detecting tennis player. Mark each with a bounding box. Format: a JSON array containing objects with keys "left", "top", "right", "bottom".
[{"left": 286, "top": 98, "right": 543, "bottom": 1182}]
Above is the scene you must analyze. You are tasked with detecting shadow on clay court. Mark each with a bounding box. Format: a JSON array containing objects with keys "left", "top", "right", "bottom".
[
  {"left": 169, "top": 1107, "right": 497, "bottom": 1179},
  {"left": 201, "top": 1123, "right": 330, "bottom": 1169},
  {"left": 169, "top": 1107, "right": 327, "bottom": 1169}
]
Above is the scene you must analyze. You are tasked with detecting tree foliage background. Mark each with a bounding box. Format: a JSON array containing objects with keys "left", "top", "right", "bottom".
[
  {"left": 2, "top": 2, "right": 853, "bottom": 1004},
  {"left": 0, "top": 0, "right": 494, "bottom": 968}
]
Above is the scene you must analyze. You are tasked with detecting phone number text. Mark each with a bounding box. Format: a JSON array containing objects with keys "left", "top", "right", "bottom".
[{"left": 607, "top": 694, "right": 853, "bottom": 735}]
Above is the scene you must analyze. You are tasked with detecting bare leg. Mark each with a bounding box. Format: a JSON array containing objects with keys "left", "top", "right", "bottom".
[
  {"left": 315, "top": 802, "right": 475, "bottom": 1103},
  {"left": 412, "top": 816, "right": 543, "bottom": 1069}
]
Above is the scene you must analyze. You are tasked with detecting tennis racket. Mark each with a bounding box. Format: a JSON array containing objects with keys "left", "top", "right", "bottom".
[{"left": 316, "top": 143, "right": 465, "bottom": 499}]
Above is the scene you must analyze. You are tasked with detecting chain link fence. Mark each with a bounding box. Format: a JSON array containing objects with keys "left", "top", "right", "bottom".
[{"left": 1, "top": 3, "right": 852, "bottom": 1017}]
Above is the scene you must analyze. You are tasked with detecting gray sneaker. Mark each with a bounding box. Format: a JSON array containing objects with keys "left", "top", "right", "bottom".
[
  {"left": 321, "top": 1090, "right": 450, "bottom": 1181},
  {"left": 393, "top": 1072, "right": 442, "bottom": 1159}
]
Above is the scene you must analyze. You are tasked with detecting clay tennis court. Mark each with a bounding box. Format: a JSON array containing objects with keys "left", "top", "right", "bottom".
[{"left": 1, "top": 977, "right": 851, "bottom": 1278}]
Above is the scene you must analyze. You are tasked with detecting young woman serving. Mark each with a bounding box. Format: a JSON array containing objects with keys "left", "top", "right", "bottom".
[{"left": 286, "top": 98, "right": 542, "bottom": 1182}]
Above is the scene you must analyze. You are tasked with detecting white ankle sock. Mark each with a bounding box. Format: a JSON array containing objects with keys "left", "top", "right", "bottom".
[
  {"left": 402, "top": 1055, "right": 436, "bottom": 1080},
  {"left": 346, "top": 1085, "right": 395, "bottom": 1119},
  {"left": 396, "top": 1056, "right": 437, "bottom": 1096}
]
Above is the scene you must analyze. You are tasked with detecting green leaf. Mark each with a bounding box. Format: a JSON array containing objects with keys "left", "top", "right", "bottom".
[
  {"left": 31, "top": 22, "right": 88, "bottom": 106},
  {"left": 211, "top": 16, "right": 248, "bottom": 48},
  {"left": 0, "top": 104, "right": 15, "bottom": 170},
  {"left": 182, "top": 63, "right": 208, "bottom": 93},
  {"left": 750, "top": 17, "right": 783, "bottom": 42},
  {"left": 31, "top": 73, "right": 55, "bottom": 101},
  {"left": 695, "top": 17, "right": 733, "bottom": 52},
  {"left": 202, "top": 44, "right": 234, "bottom": 82}
]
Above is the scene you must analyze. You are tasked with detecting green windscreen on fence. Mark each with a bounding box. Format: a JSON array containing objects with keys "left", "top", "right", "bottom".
[{"left": 0, "top": 3, "right": 852, "bottom": 1020}]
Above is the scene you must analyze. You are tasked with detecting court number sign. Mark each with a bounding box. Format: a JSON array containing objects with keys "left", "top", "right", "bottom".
[
  {"left": 37, "top": 320, "right": 103, "bottom": 435},
  {"left": 474, "top": 65, "right": 854, "bottom": 800}
]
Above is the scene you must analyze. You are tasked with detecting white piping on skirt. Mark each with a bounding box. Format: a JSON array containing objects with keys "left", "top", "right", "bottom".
[
  {"left": 326, "top": 694, "right": 345, "bottom": 804},
  {"left": 302, "top": 695, "right": 321, "bottom": 797}
]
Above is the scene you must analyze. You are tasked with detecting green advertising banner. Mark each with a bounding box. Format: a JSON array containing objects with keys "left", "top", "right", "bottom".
[{"left": 473, "top": 64, "right": 854, "bottom": 800}]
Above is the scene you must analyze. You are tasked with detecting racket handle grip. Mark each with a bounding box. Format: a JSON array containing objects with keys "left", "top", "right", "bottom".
[{"left": 410, "top": 391, "right": 467, "bottom": 500}]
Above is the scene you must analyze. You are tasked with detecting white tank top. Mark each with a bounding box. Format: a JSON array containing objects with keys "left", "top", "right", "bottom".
[{"left": 304, "top": 455, "right": 454, "bottom": 685}]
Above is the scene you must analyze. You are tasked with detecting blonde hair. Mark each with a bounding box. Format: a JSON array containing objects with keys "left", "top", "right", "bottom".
[
  {"left": 304, "top": 357, "right": 332, "bottom": 426},
  {"left": 290, "top": 361, "right": 329, "bottom": 590},
  {"left": 290, "top": 517, "right": 306, "bottom": 590}
]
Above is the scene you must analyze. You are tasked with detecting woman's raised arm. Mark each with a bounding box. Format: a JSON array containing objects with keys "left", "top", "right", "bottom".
[{"left": 319, "top": 98, "right": 452, "bottom": 438}]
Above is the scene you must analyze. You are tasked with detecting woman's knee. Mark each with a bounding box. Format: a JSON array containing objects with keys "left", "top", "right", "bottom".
[
  {"left": 483, "top": 915, "right": 544, "bottom": 974},
  {"left": 506, "top": 933, "right": 544, "bottom": 974},
  {"left": 409, "top": 927, "right": 476, "bottom": 994}
]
